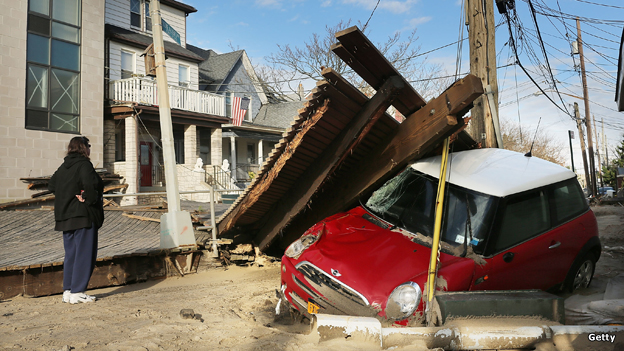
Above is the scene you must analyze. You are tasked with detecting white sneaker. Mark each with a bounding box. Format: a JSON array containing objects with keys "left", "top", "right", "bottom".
[
  {"left": 62, "top": 290, "right": 70, "bottom": 303},
  {"left": 69, "top": 292, "right": 96, "bottom": 304}
]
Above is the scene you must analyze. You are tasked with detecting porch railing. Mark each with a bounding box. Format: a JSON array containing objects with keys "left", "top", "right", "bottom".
[{"left": 109, "top": 77, "right": 226, "bottom": 116}]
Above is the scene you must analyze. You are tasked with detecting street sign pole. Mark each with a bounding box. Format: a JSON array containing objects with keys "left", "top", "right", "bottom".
[{"left": 150, "top": 0, "right": 196, "bottom": 249}]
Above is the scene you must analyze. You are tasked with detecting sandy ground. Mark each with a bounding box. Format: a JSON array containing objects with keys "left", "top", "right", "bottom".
[{"left": 1, "top": 204, "right": 623, "bottom": 351}]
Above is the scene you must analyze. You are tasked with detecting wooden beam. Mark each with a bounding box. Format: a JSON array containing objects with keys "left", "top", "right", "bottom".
[
  {"left": 333, "top": 26, "right": 427, "bottom": 116},
  {"left": 254, "top": 74, "right": 405, "bottom": 249},
  {"left": 217, "top": 99, "right": 332, "bottom": 234},
  {"left": 264, "top": 74, "right": 483, "bottom": 250}
]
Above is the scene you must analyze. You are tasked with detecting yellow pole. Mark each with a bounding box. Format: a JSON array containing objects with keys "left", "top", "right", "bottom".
[{"left": 426, "top": 137, "right": 450, "bottom": 302}]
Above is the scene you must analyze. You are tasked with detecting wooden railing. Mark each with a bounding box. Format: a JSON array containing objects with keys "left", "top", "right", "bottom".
[{"left": 109, "top": 77, "right": 226, "bottom": 116}]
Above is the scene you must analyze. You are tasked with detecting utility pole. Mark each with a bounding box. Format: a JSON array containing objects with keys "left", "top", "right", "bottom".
[
  {"left": 574, "top": 103, "right": 591, "bottom": 191},
  {"left": 593, "top": 115, "right": 603, "bottom": 187},
  {"left": 568, "top": 130, "right": 575, "bottom": 173},
  {"left": 150, "top": 0, "right": 196, "bottom": 249},
  {"left": 467, "top": 0, "right": 502, "bottom": 148},
  {"left": 577, "top": 18, "right": 597, "bottom": 198}
]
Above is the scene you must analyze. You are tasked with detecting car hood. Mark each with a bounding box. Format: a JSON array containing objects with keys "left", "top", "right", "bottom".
[{"left": 297, "top": 206, "right": 470, "bottom": 305}]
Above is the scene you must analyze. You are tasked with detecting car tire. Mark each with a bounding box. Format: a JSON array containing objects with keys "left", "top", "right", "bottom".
[{"left": 564, "top": 252, "right": 596, "bottom": 293}]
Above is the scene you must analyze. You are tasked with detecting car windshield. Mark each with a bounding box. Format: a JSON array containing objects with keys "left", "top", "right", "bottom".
[{"left": 364, "top": 168, "right": 496, "bottom": 254}]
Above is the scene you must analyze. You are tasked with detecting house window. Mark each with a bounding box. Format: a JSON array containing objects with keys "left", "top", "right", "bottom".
[
  {"left": 130, "top": 0, "right": 141, "bottom": 28},
  {"left": 225, "top": 91, "right": 232, "bottom": 118},
  {"left": 121, "top": 50, "right": 134, "bottom": 79},
  {"left": 173, "top": 128, "right": 184, "bottom": 164},
  {"left": 115, "top": 121, "right": 126, "bottom": 161},
  {"left": 244, "top": 96, "right": 252, "bottom": 122},
  {"left": 178, "top": 64, "right": 189, "bottom": 88},
  {"left": 247, "top": 143, "right": 256, "bottom": 164},
  {"left": 199, "top": 128, "right": 211, "bottom": 165},
  {"left": 26, "top": 0, "right": 81, "bottom": 133},
  {"left": 131, "top": 0, "right": 151, "bottom": 32}
]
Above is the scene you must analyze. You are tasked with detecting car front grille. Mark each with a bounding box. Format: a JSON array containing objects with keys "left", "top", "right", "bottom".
[{"left": 294, "top": 261, "right": 377, "bottom": 317}]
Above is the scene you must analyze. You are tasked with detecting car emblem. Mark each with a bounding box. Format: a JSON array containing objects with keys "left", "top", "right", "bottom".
[{"left": 331, "top": 269, "right": 341, "bottom": 277}]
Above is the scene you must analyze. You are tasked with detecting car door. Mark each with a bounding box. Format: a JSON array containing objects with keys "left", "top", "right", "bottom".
[{"left": 471, "top": 188, "right": 563, "bottom": 291}]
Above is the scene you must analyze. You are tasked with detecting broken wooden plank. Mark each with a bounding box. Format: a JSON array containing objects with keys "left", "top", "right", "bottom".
[
  {"left": 217, "top": 99, "right": 332, "bottom": 234},
  {"left": 251, "top": 74, "right": 405, "bottom": 249},
  {"left": 259, "top": 74, "right": 483, "bottom": 250},
  {"left": 0, "top": 195, "right": 55, "bottom": 210},
  {"left": 332, "top": 26, "right": 427, "bottom": 116},
  {"left": 122, "top": 212, "right": 160, "bottom": 222}
]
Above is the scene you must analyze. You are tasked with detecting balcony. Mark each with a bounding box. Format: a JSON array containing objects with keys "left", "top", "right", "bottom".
[{"left": 109, "top": 77, "right": 226, "bottom": 116}]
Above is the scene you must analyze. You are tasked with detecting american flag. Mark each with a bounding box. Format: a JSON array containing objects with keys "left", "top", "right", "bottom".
[{"left": 231, "top": 97, "right": 250, "bottom": 126}]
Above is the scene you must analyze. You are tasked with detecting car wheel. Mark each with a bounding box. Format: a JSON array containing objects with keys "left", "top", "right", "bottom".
[{"left": 565, "top": 253, "right": 596, "bottom": 293}]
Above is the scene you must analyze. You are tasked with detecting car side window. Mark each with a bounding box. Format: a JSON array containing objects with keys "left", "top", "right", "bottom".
[
  {"left": 551, "top": 179, "right": 587, "bottom": 224},
  {"left": 492, "top": 189, "right": 550, "bottom": 252}
]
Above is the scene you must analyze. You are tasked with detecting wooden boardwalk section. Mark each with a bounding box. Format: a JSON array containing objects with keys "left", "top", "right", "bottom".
[{"left": 0, "top": 203, "right": 231, "bottom": 268}]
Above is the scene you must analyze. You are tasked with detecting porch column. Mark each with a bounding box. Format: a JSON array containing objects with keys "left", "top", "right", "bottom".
[
  {"left": 230, "top": 136, "right": 237, "bottom": 182},
  {"left": 211, "top": 128, "right": 222, "bottom": 167},
  {"left": 184, "top": 124, "right": 197, "bottom": 165},
  {"left": 257, "top": 139, "right": 264, "bottom": 166},
  {"left": 122, "top": 116, "right": 139, "bottom": 206}
]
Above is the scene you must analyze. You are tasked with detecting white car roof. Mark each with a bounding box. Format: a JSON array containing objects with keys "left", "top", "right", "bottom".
[{"left": 411, "top": 148, "right": 577, "bottom": 197}]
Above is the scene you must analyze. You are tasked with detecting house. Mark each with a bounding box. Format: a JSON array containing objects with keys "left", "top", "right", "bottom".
[
  {"left": 187, "top": 45, "right": 305, "bottom": 187},
  {"left": 0, "top": 0, "right": 300, "bottom": 205},
  {"left": 0, "top": 0, "right": 105, "bottom": 203}
]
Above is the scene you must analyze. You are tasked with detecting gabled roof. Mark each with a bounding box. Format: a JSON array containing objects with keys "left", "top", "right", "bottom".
[
  {"left": 253, "top": 101, "right": 305, "bottom": 130},
  {"left": 105, "top": 24, "right": 204, "bottom": 63},
  {"left": 187, "top": 44, "right": 244, "bottom": 92},
  {"left": 161, "top": 0, "right": 197, "bottom": 14}
]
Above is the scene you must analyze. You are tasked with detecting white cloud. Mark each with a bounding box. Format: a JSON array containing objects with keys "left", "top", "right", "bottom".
[
  {"left": 321, "top": 0, "right": 332, "bottom": 7},
  {"left": 288, "top": 14, "right": 300, "bottom": 22},
  {"left": 255, "top": 0, "right": 282, "bottom": 7},
  {"left": 342, "top": 0, "right": 418, "bottom": 14}
]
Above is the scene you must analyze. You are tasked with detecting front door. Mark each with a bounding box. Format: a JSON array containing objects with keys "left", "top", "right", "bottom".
[{"left": 140, "top": 142, "right": 152, "bottom": 187}]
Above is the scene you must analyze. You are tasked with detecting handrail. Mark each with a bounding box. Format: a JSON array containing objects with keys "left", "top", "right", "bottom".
[{"left": 109, "top": 77, "right": 226, "bottom": 116}]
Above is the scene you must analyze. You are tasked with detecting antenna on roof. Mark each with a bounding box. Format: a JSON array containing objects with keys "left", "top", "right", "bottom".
[{"left": 524, "top": 117, "right": 542, "bottom": 157}]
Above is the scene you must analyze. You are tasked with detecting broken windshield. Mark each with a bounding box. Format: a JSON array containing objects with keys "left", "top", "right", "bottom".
[{"left": 364, "top": 168, "right": 496, "bottom": 254}]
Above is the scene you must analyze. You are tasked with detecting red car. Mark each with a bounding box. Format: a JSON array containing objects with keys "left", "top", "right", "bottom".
[{"left": 279, "top": 148, "right": 600, "bottom": 325}]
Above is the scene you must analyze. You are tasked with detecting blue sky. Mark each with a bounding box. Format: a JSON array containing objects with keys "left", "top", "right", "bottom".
[{"left": 184, "top": 0, "right": 624, "bottom": 175}]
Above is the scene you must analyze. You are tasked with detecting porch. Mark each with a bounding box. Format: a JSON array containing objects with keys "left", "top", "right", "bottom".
[{"left": 109, "top": 77, "right": 226, "bottom": 117}]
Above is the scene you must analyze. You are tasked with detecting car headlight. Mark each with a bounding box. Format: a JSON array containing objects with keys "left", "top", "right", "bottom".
[
  {"left": 385, "top": 282, "right": 421, "bottom": 320},
  {"left": 284, "top": 228, "right": 323, "bottom": 259}
]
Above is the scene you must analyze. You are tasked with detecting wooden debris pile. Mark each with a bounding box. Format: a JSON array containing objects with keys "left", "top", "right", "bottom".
[{"left": 0, "top": 171, "right": 126, "bottom": 210}]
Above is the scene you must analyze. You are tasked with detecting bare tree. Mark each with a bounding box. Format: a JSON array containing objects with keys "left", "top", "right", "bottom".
[
  {"left": 257, "top": 20, "right": 451, "bottom": 102},
  {"left": 500, "top": 119, "right": 566, "bottom": 166}
]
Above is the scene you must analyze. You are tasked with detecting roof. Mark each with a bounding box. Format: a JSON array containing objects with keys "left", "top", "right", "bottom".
[
  {"left": 411, "top": 148, "right": 576, "bottom": 197},
  {"left": 105, "top": 24, "right": 204, "bottom": 63},
  {"left": 253, "top": 101, "right": 305, "bottom": 130},
  {"left": 161, "top": 0, "right": 197, "bottom": 13},
  {"left": 186, "top": 45, "right": 244, "bottom": 92}
]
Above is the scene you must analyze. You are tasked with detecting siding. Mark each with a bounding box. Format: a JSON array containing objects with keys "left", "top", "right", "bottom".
[
  {"left": 109, "top": 41, "right": 199, "bottom": 90},
  {"left": 222, "top": 60, "right": 263, "bottom": 120},
  {"left": 161, "top": 5, "right": 186, "bottom": 46},
  {"left": 105, "top": 0, "right": 130, "bottom": 28}
]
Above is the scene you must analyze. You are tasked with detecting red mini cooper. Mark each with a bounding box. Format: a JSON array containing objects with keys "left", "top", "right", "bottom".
[{"left": 279, "top": 148, "right": 600, "bottom": 325}]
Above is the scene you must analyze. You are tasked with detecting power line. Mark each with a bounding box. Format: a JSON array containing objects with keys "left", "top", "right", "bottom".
[
  {"left": 362, "top": 0, "right": 381, "bottom": 31},
  {"left": 572, "top": 0, "right": 624, "bottom": 10}
]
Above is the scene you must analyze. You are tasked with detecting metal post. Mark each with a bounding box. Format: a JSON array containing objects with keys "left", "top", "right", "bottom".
[
  {"left": 151, "top": 0, "right": 196, "bottom": 248},
  {"left": 210, "top": 184, "right": 218, "bottom": 257},
  {"left": 568, "top": 131, "right": 575, "bottom": 173}
]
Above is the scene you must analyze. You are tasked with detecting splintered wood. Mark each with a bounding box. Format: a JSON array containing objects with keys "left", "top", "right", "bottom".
[{"left": 216, "top": 26, "right": 483, "bottom": 252}]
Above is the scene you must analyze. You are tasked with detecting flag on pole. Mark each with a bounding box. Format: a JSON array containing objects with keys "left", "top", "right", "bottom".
[{"left": 232, "top": 97, "right": 250, "bottom": 126}]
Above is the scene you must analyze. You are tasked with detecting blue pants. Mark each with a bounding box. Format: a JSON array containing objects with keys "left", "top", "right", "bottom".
[{"left": 63, "top": 223, "right": 98, "bottom": 293}]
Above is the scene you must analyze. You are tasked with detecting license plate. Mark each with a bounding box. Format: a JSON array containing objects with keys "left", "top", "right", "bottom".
[{"left": 307, "top": 301, "right": 320, "bottom": 314}]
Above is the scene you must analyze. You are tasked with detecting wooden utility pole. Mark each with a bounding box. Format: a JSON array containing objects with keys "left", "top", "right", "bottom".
[
  {"left": 150, "top": 0, "right": 196, "bottom": 248},
  {"left": 467, "top": 0, "right": 501, "bottom": 148},
  {"left": 576, "top": 18, "right": 597, "bottom": 197},
  {"left": 574, "top": 102, "right": 591, "bottom": 191},
  {"left": 593, "top": 115, "right": 603, "bottom": 187}
]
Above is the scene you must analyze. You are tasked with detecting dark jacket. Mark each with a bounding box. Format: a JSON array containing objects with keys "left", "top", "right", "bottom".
[{"left": 49, "top": 153, "right": 104, "bottom": 229}]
